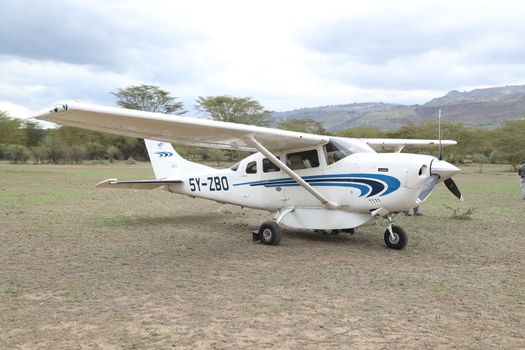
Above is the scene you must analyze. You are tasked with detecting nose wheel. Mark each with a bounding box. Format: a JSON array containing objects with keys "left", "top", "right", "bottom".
[{"left": 384, "top": 224, "right": 408, "bottom": 250}]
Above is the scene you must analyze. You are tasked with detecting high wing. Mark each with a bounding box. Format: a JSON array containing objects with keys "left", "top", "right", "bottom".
[
  {"left": 32, "top": 101, "right": 328, "bottom": 152},
  {"left": 361, "top": 138, "right": 457, "bottom": 148}
]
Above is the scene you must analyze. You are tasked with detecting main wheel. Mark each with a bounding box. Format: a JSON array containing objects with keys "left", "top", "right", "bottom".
[
  {"left": 384, "top": 225, "right": 408, "bottom": 250},
  {"left": 258, "top": 221, "right": 282, "bottom": 245}
]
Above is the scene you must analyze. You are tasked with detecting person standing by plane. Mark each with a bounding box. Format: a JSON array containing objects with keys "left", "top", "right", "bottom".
[
  {"left": 403, "top": 206, "right": 422, "bottom": 216},
  {"left": 519, "top": 161, "right": 525, "bottom": 200}
]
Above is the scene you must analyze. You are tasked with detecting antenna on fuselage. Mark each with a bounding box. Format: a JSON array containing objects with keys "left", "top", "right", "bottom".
[{"left": 438, "top": 108, "right": 442, "bottom": 160}]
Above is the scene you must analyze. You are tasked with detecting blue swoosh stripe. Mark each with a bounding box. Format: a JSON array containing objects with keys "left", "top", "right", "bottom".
[{"left": 233, "top": 173, "right": 400, "bottom": 197}]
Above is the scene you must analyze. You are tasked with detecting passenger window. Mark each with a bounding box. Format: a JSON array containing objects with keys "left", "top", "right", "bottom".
[
  {"left": 263, "top": 157, "right": 280, "bottom": 173},
  {"left": 325, "top": 140, "right": 351, "bottom": 165},
  {"left": 246, "top": 161, "right": 257, "bottom": 174},
  {"left": 286, "top": 150, "right": 319, "bottom": 170}
]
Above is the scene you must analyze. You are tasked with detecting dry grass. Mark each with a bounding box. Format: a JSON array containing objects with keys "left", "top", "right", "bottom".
[{"left": 0, "top": 162, "right": 523, "bottom": 349}]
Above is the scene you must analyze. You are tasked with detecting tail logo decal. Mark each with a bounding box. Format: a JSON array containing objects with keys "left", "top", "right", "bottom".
[{"left": 155, "top": 151, "right": 173, "bottom": 158}]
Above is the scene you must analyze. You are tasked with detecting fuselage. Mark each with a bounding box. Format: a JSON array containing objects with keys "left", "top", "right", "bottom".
[{"left": 164, "top": 140, "right": 439, "bottom": 216}]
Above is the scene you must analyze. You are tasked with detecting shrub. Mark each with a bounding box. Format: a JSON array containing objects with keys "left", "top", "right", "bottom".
[
  {"left": 70, "top": 145, "right": 86, "bottom": 164},
  {"left": 5, "top": 144, "right": 31, "bottom": 163},
  {"left": 106, "top": 145, "right": 121, "bottom": 163},
  {"left": 86, "top": 142, "right": 106, "bottom": 160},
  {"left": 31, "top": 146, "right": 49, "bottom": 164}
]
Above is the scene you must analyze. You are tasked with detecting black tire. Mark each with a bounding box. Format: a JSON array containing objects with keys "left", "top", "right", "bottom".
[
  {"left": 258, "top": 221, "right": 282, "bottom": 245},
  {"left": 384, "top": 225, "right": 408, "bottom": 250}
]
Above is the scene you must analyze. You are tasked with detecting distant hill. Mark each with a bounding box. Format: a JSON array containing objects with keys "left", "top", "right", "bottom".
[{"left": 273, "top": 85, "right": 525, "bottom": 131}]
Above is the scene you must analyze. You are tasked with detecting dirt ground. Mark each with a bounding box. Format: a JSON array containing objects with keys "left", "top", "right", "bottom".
[{"left": 0, "top": 162, "right": 523, "bottom": 349}]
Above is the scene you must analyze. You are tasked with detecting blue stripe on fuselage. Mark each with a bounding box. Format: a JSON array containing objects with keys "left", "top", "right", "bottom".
[{"left": 233, "top": 173, "right": 400, "bottom": 197}]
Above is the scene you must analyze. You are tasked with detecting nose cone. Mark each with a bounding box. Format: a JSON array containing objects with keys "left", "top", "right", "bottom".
[{"left": 431, "top": 160, "right": 460, "bottom": 180}]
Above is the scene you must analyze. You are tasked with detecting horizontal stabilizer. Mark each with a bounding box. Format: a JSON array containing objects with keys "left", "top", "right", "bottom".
[{"left": 96, "top": 178, "right": 183, "bottom": 190}]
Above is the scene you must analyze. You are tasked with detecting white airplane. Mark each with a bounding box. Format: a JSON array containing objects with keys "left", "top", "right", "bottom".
[{"left": 33, "top": 102, "right": 462, "bottom": 250}]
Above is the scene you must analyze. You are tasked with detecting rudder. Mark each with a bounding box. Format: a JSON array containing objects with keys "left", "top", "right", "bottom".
[{"left": 144, "top": 139, "right": 213, "bottom": 179}]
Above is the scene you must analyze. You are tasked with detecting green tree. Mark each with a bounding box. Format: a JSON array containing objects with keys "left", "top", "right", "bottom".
[
  {"left": 493, "top": 120, "right": 525, "bottom": 170},
  {"left": 31, "top": 145, "right": 49, "bottom": 164},
  {"left": 0, "top": 111, "right": 26, "bottom": 145},
  {"left": 0, "top": 144, "right": 6, "bottom": 159},
  {"left": 111, "top": 84, "right": 185, "bottom": 160},
  {"left": 112, "top": 85, "right": 186, "bottom": 114},
  {"left": 5, "top": 144, "right": 31, "bottom": 163},
  {"left": 195, "top": 96, "right": 273, "bottom": 126},
  {"left": 86, "top": 142, "right": 107, "bottom": 160},
  {"left": 106, "top": 145, "right": 121, "bottom": 163},
  {"left": 22, "top": 120, "right": 45, "bottom": 147},
  {"left": 41, "top": 133, "right": 69, "bottom": 164},
  {"left": 70, "top": 145, "right": 86, "bottom": 164},
  {"left": 386, "top": 121, "right": 468, "bottom": 161},
  {"left": 278, "top": 118, "right": 327, "bottom": 134},
  {"left": 56, "top": 126, "right": 98, "bottom": 146}
]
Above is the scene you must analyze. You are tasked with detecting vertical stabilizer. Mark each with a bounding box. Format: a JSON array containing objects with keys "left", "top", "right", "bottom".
[{"left": 144, "top": 139, "right": 214, "bottom": 179}]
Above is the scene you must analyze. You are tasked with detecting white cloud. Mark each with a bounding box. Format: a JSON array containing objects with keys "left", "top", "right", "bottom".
[
  {"left": 1, "top": 0, "right": 525, "bottom": 115},
  {"left": 0, "top": 101, "right": 32, "bottom": 118}
]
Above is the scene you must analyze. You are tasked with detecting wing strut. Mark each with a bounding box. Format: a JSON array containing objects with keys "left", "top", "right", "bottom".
[{"left": 243, "top": 135, "right": 339, "bottom": 209}]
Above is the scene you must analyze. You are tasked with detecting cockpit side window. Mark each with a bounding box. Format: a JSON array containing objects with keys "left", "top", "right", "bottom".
[
  {"left": 230, "top": 162, "right": 240, "bottom": 171},
  {"left": 285, "top": 149, "right": 319, "bottom": 170},
  {"left": 246, "top": 161, "right": 257, "bottom": 174},
  {"left": 325, "top": 140, "right": 351, "bottom": 165},
  {"left": 263, "top": 157, "right": 281, "bottom": 173}
]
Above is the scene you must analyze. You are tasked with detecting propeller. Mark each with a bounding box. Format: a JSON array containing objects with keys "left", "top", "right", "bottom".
[
  {"left": 444, "top": 178, "right": 463, "bottom": 201},
  {"left": 417, "top": 159, "right": 463, "bottom": 202},
  {"left": 418, "top": 175, "right": 440, "bottom": 202}
]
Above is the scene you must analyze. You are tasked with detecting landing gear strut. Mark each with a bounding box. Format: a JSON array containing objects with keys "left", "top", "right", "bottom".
[{"left": 384, "top": 215, "right": 408, "bottom": 250}]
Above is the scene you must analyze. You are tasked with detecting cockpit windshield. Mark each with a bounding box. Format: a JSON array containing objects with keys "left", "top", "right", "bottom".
[
  {"left": 324, "top": 140, "right": 352, "bottom": 165},
  {"left": 325, "top": 137, "right": 376, "bottom": 164}
]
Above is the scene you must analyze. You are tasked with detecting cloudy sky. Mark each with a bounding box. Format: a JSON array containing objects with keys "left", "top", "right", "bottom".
[{"left": 2, "top": 0, "right": 525, "bottom": 118}]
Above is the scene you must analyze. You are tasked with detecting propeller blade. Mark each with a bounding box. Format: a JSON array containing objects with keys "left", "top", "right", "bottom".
[
  {"left": 418, "top": 175, "right": 440, "bottom": 202},
  {"left": 444, "top": 178, "right": 463, "bottom": 201}
]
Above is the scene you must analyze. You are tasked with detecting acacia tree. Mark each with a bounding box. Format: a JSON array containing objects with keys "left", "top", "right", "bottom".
[
  {"left": 0, "top": 111, "right": 26, "bottom": 145},
  {"left": 112, "top": 85, "right": 186, "bottom": 114},
  {"left": 111, "top": 84, "right": 187, "bottom": 161},
  {"left": 195, "top": 96, "right": 273, "bottom": 126}
]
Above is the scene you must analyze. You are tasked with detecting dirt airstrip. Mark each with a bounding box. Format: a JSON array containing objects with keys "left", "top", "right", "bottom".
[{"left": 0, "top": 163, "right": 523, "bottom": 349}]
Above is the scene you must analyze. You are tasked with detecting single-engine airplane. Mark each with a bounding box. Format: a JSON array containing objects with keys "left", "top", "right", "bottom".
[{"left": 33, "top": 102, "right": 462, "bottom": 250}]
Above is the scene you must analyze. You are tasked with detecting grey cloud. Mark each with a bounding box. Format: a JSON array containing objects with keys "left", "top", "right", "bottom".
[
  {"left": 302, "top": 19, "right": 462, "bottom": 64},
  {"left": 301, "top": 14, "right": 525, "bottom": 66},
  {"left": 0, "top": 1, "right": 207, "bottom": 72}
]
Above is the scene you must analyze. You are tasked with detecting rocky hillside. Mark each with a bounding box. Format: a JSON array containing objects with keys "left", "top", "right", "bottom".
[{"left": 273, "top": 85, "right": 525, "bottom": 130}]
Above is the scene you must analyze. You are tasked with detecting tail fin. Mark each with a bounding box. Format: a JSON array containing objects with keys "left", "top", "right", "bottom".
[{"left": 144, "top": 139, "right": 214, "bottom": 179}]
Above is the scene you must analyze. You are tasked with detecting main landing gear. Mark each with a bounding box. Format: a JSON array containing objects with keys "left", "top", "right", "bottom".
[
  {"left": 252, "top": 221, "right": 282, "bottom": 245},
  {"left": 252, "top": 216, "right": 408, "bottom": 249},
  {"left": 384, "top": 215, "right": 408, "bottom": 250}
]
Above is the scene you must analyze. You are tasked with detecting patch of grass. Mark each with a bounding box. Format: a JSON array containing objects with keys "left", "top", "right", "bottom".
[
  {"left": 3, "top": 286, "right": 23, "bottom": 298},
  {"left": 120, "top": 336, "right": 148, "bottom": 350},
  {"left": 475, "top": 183, "right": 516, "bottom": 193},
  {"left": 0, "top": 169, "right": 64, "bottom": 174},
  {"left": 444, "top": 205, "right": 475, "bottom": 220}
]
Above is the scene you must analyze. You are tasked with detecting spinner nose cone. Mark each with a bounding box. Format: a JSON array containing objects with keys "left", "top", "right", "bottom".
[{"left": 431, "top": 160, "right": 460, "bottom": 180}]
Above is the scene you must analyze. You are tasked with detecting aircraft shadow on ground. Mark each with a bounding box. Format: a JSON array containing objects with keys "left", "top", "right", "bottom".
[{"left": 102, "top": 213, "right": 382, "bottom": 249}]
